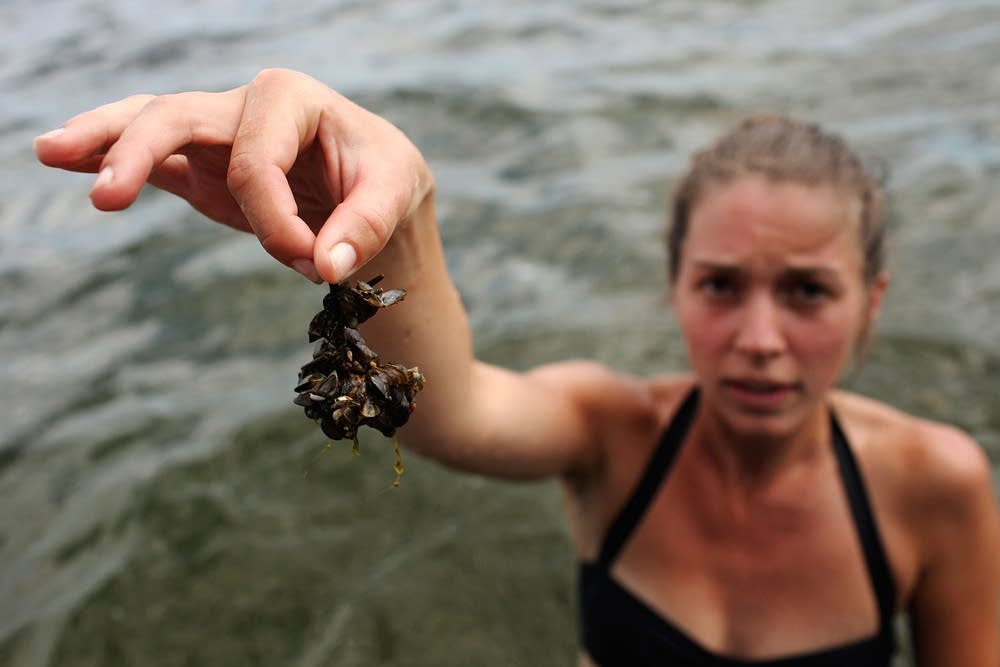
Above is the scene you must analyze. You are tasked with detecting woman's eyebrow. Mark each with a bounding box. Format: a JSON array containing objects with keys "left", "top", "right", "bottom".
[
  {"left": 691, "top": 260, "right": 742, "bottom": 273},
  {"left": 780, "top": 266, "right": 841, "bottom": 281},
  {"left": 691, "top": 262, "right": 845, "bottom": 285}
]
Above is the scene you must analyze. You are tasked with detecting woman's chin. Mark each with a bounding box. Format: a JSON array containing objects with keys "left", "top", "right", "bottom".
[{"left": 707, "top": 394, "right": 819, "bottom": 446}]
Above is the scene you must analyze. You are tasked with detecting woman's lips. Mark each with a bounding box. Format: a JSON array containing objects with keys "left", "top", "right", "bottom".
[{"left": 722, "top": 378, "right": 801, "bottom": 411}]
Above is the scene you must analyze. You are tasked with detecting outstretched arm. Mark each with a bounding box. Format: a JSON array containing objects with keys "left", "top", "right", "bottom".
[{"left": 35, "top": 68, "right": 650, "bottom": 480}]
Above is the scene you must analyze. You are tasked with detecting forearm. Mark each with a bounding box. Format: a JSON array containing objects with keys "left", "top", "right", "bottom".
[{"left": 355, "top": 190, "right": 482, "bottom": 458}]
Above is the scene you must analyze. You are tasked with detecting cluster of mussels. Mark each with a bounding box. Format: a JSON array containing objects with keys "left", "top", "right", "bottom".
[{"left": 294, "top": 275, "right": 425, "bottom": 485}]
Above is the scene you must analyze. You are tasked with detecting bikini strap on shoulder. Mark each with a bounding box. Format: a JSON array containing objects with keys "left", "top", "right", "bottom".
[
  {"left": 597, "top": 388, "right": 699, "bottom": 567},
  {"left": 830, "top": 410, "right": 897, "bottom": 631}
]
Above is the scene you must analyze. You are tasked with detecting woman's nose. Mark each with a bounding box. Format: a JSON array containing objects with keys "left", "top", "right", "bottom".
[{"left": 734, "top": 294, "right": 786, "bottom": 359}]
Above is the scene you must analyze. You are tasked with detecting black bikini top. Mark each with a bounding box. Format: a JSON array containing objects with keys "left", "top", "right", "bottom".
[{"left": 579, "top": 389, "right": 896, "bottom": 666}]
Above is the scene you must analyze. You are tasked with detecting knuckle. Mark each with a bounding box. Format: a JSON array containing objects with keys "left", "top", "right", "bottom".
[
  {"left": 360, "top": 205, "right": 393, "bottom": 245},
  {"left": 251, "top": 68, "right": 283, "bottom": 85},
  {"left": 253, "top": 223, "right": 295, "bottom": 265},
  {"left": 225, "top": 152, "right": 257, "bottom": 194},
  {"left": 135, "top": 95, "right": 192, "bottom": 140},
  {"left": 251, "top": 67, "right": 303, "bottom": 88},
  {"left": 122, "top": 93, "right": 157, "bottom": 111},
  {"left": 256, "top": 228, "right": 282, "bottom": 257},
  {"left": 141, "top": 94, "right": 178, "bottom": 115}
]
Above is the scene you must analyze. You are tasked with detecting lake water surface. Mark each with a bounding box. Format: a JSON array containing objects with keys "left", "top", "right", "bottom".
[{"left": 2, "top": 1, "right": 999, "bottom": 665}]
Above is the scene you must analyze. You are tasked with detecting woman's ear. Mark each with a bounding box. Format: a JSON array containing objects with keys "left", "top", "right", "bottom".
[
  {"left": 851, "top": 271, "right": 890, "bottom": 371},
  {"left": 867, "top": 270, "right": 889, "bottom": 322}
]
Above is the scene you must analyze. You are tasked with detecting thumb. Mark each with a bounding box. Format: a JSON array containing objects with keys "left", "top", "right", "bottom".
[{"left": 313, "top": 178, "right": 400, "bottom": 283}]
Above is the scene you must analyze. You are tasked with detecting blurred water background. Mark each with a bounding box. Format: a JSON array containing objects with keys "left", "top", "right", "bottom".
[{"left": 2, "top": 1, "right": 999, "bottom": 665}]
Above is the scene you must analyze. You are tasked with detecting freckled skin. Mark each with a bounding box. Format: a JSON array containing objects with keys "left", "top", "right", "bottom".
[{"left": 670, "top": 176, "right": 883, "bottom": 449}]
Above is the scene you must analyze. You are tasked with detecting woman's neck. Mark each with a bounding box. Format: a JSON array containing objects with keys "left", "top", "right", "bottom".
[{"left": 690, "top": 401, "right": 831, "bottom": 493}]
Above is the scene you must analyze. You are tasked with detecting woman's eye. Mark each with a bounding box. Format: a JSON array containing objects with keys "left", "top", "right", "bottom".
[
  {"left": 788, "top": 281, "right": 830, "bottom": 303},
  {"left": 698, "top": 276, "right": 737, "bottom": 296}
]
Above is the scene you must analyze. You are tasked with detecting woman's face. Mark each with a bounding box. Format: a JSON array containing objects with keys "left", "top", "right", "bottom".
[{"left": 671, "top": 175, "right": 886, "bottom": 441}]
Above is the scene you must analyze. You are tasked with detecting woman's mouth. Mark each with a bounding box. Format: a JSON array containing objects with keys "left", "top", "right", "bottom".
[{"left": 722, "top": 378, "right": 801, "bottom": 411}]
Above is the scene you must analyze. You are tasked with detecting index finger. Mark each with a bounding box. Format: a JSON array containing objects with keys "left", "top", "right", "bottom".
[
  {"left": 34, "top": 95, "right": 155, "bottom": 171},
  {"left": 91, "top": 90, "right": 247, "bottom": 211},
  {"left": 226, "top": 71, "right": 323, "bottom": 273}
]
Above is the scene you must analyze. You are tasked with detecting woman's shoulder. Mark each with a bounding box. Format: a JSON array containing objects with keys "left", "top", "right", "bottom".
[
  {"left": 645, "top": 373, "right": 699, "bottom": 421},
  {"left": 528, "top": 363, "right": 693, "bottom": 422},
  {"left": 831, "top": 390, "right": 998, "bottom": 604},
  {"left": 832, "top": 391, "right": 989, "bottom": 482},
  {"left": 553, "top": 370, "right": 696, "bottom": 544},
  {"left": 830, "top": 389, "right": 994, "bottom": 529}
]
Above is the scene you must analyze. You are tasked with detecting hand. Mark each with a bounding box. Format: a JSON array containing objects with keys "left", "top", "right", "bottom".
[{"left": 33, "top": 68, "right": 434, "bottom": 283}]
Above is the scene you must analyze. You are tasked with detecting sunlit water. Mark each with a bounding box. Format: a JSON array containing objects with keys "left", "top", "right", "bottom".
[{"left": 1, "top": 1, "right": 998, "bottom": 665}]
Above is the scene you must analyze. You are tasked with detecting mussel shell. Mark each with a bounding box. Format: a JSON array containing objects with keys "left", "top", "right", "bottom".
[
  {"left": 297, "top": 275, "right": 420, "bottom": 442},
  {"left": 366, "top": 372, "right": 390, "bottom": 399},
  {"left": 344, "top": 328, "right": 377, "bottom": 362},
  {"left": 308, "top": 311, "right": 336, "bottom": 342},
  {"left": 321, "top": 418, "right": 354, "bottom": 440},
  {"left": 299, "top": 356, "right": 333, "bottom": 377},
  {"left": 379, "top": 289, "right": 406, "bottom": 307},
  {"left": 318, "top": 372, "right": 340, "bottom": 396},
  {"left": 294, "top": 373, "right": 324, "bottom": 393}
]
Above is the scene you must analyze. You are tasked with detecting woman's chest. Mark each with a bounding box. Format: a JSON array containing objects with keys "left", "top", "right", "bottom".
[{"left": 607, "top": 459, "right": 884, "bottom": 656}]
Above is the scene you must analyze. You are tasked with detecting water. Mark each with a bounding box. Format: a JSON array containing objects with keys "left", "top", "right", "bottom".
[{"left": 2, "top": 1, "right": 998, "bottom": 665}]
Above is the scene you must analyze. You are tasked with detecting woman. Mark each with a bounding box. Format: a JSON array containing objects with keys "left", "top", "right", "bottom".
[{"left": 35, "top": 69, "right": 1000, "bottom": 665}]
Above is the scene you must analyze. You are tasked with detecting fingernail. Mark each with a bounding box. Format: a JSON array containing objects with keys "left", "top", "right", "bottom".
[
  {"left": 328, "top": 242, "right": 357, "bottom": 281},
  {"left": 93, "top": 166, "right": 114, "bottom": 189},
  {"left": 34, "top": 128, "right": 66, "bottom": 143},
  {"left": 291, "top": 258, "right": 322, "bottom": 284}
]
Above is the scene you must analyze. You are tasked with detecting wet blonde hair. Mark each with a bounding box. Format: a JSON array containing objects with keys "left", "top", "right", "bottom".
[{"left": 668, "top": 115, "right": 885, "bottom": 286}]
